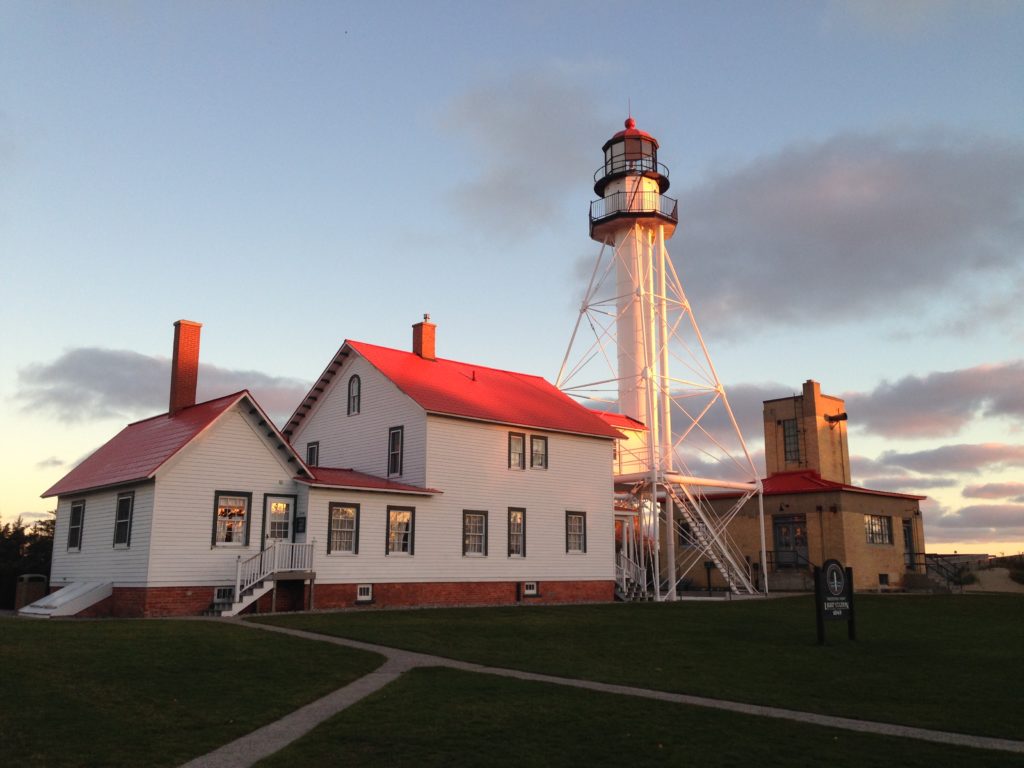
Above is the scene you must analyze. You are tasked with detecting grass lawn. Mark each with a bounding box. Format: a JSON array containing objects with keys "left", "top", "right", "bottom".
[
  {"left": 256, "top": 666, "right": 1024, "bottom": 768},
  {"left": 254, "top": 594, "right": 1024, "bottom": 739},
  {"left": 0, "top": 618, "right": 384, "bottom": 768}
]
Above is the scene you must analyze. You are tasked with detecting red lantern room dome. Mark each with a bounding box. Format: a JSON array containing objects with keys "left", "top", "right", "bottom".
[{"left": 594, "top": 117, "right": 670, "bottom": 197}]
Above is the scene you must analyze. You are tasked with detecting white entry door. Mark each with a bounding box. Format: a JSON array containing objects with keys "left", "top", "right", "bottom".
[{"left": 266, "top": 496, "right": 294, "bottom": 547}]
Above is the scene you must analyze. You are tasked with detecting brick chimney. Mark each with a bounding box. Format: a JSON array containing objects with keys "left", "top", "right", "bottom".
[
  {"left": 412, "top": 314, "right": 436, "bottom": 360},
  {"left": 169, "top": 320, "right": 202, "bottom": 414}
]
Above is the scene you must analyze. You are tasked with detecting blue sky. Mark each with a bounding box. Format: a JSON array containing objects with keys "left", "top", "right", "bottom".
[{"left": 2, "top": 1, "right": 1022, "bottom": 554}]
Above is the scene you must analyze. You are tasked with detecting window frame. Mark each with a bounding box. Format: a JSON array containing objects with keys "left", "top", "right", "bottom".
[
  {"left": 327, "top": 502, "right": 360, "bottom": 555},
  {"left": 462, "top": 510, "right": 488, "bottom": 557},
  {"left": 387, "top": 426, "right": 404, "bottom": 477},
  {"left": 347, "top": 375, "right": 361, "bottom": 415},
  {"left": 782, "top": 418, "right": 800, "bottom": 462},
  {"left": 530, "top": 435, "right": 548, "bottom": 469},
  {"left": 211, "top": 491, "right": 252, "bottom": 547},
  {"left": 67, "top": 500, "right": 85, "bottom": 552},
  {"left": 508, "top": 432, "right": 525, "bottom": 470},
  {"left": 386, "top": 505, "right": 415, "bottom": 555},
  {"left": 306, "top": 441, "right": 319, "bottom": 467},
  {"left": 566, "top": 511, "right": 587, "bottom": 554},
  {"left": 508, "top": 507, "right": 526, "bottom": 557},
  {"left": 113, "top": 491, "right": 134, "bottom": 548},
  {"left": 864, "top": 514, "right": 894, "bottom": 545}
]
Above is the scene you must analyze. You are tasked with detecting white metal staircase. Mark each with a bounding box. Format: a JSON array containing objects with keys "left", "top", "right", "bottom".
[
  {"left": 666, "top": 485, "right": 758, "bottom": 595},
  {"left": 217, "top": 542, "right": 313, "bottom": 617}
]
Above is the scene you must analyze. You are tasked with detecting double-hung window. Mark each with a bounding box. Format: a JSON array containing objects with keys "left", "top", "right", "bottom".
[
  {"left": 508, "top": 508, "right": 525, "bottom": 557},
  {"left": 386, "top": 506, "right": 414, "bottom": 555},
  {"left": 348, "top": 375, "right": 361, "bottom": 415},
  {"left": 67, "top": 500, "right": 85, "bottom": 551},
  {"left": 113, "top": 491, "right": 134, "bottom": 547},
  {"left": 213, "top": 492, "right": 251, "bottom": 546},
  {"left": 566, "top": 511, "right": 587, "bottom": 553},
  {"left": 530, "top": 436, "right": 548, "bottom": 469},
  {"left": 306, "top": 441, "right": 319, "bottom": 466},
  {"left": 328, "top": 503, "right": 359, "bottom": 554},
  {"left": 865, "top": 514, "right": 893, "bottom": 545},
  {"left": 388, "top": 426, "right": 404, "bottom": 476},
  {"left": 782, "top": 419, "right": 800, "bottom": 462},
  {"left": 508, "top": 432, "right": 525, "bottom": 470},
  {"left": 463, "top": 511, "right": 488, "bottom": 556}
]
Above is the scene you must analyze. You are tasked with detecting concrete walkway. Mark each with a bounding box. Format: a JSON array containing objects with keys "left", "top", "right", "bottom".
[{"left": 180, "top": 618, "right": 1024, "bottom": 767}]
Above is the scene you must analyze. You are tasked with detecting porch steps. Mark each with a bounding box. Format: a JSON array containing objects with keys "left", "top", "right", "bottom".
[{"left": 212, "top": 579, "right": 275, "bottom": 618}]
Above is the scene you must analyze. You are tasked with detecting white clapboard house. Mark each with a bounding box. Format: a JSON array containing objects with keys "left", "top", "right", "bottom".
[{"left": 25, "top": 318, "right": 619, "bottom": 617}]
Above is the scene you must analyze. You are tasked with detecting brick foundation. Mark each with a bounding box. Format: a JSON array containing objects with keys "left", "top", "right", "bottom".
[
  {"left": 313, "top": 580, "right": 614, "bottom": 610},
  {"left": 56, "top": 579, "right": 612, "bottom": 618}
]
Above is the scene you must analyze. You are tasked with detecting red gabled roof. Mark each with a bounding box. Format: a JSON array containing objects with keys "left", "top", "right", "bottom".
[
  {"left": 591, "top": 409, "right": 647, "bottom": 432},
  {"left": 351, "top": 341, "right": 622, "bottom": 438},
  {"left": 43, "top": 391, "right": 310, "bottom": 498},
  {"left": 300, "top": 467, "right": 440, "bottom": 496},
  {"left": 286, "top": 341, "right": 621, "bottom": 440},
  {"left": 760, "top": 470, "right": 926, "bottom": 500}
]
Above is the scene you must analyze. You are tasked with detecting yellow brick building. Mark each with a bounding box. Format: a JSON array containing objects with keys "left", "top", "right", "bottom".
[{"left": 693, "top": 380, "right": 927, "bottom": 593}]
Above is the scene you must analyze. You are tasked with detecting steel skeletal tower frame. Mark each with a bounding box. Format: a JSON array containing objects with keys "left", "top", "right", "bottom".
[{"left": 557, "top": 118, "right": 766, "bottom": 600}]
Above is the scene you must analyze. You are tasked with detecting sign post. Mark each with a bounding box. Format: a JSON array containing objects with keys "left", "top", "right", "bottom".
[{"left": 814, "top": 559, "right": 855, "bottom": 645}]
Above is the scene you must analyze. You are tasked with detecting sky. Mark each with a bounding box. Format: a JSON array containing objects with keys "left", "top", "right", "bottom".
[{"left": 1, "top": 1, "right": 1022, "bottom": 556}]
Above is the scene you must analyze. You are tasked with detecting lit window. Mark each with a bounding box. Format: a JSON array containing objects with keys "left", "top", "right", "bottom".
[
  {"left": 348, "top": 375, "right": 361, "bottom": 415},
  {"left": 508, "top": 508, "right": 525, "bottom": 557},
  {"left": 508, "top": 432, "right": 525, "bottom": 470},
  {"left": 388, "top": 426, "right": 404, "bottom": 476},
  {"left": 463, "top": 511, "right": 487, "bottom": 556},
  {"left": 530, "top": 436, "right": 548, "bottom": 469},
  {"left": 67, "top": 500, "right": 85, "bottom": 551},
  {"left": 328, "top": 503, "right": 359, "bottom": 554},
  {"left": 268, "top": 498, "right": 292, "bottom": 541},
  {"left": 865, "top": 514, "right": 893, "bottom": 545},
  {"left": 782, "top": 419, "right": 800, "bottom": 462},
  {"left": 387, "top": 506, "right": 414, "bottom": 555},
  {"left": 306, "top": 441, "right": 319, "bottom": 466},
  {"left": 566, "top": 512, "right": 586, "bottom": 553},
  {"left": 113, "top": 492, "right": 134, "bottom": 547},
  {"left": 213, "top": 492, "right": 250, "bottom": 546}
]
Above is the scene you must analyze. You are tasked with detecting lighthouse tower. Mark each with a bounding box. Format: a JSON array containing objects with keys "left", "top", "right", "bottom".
[{"left": 558, "top": 118, "right": 765, "bottom": 600}]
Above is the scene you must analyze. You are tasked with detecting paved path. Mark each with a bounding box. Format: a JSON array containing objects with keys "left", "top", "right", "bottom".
[{"left": 180, "top": 618, "right": 1024, "bottom": 767}]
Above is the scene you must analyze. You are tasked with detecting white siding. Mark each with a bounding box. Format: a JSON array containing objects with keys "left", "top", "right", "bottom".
[
  {"left": 50, "top": 483, "right": 155, "bottom": 588},
  {"left": 290, "top": 353, "right": 427, "bottom": 486},
  {"left": 304, "top": 416, "right": 615, "bottom": 584},
  {"left": 146, "top": 406, "right": 300, "bottom": 586}
]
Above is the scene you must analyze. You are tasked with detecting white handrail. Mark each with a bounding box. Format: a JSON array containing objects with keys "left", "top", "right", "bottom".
[{"left": 234, "top": 543, "right": 313, "bottom": 599}]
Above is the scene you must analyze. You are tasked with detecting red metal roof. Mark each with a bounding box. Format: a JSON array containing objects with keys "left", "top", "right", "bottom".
[
  {"left": 314, "top": 341, "right": 622, "bottom": 439},
  {"left": 301, "top": 467, "right": 440, "bottom": 495},
  {"left": 42, "top": 391, "right": 309, "bottom": 498},
  {"left": 590, "top": 409, "right": 647, "bottom": 432},
  {"left": 760, "top": 470, "right": 925, "bottom": 501},
  {"left": 605, "top": 117, "right": 659, "bottom": 148}
]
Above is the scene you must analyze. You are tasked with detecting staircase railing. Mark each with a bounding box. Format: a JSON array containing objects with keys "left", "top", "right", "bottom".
[
  {"left": 616, "top": 550, "right": 644, "bottom": 596},
  {"left": 235, "top": 542, "right": 313, "bottom": 601}
]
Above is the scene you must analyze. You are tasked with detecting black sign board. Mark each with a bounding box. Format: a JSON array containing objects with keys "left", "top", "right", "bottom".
[{"left": 814, "top": 559, "right": 856, "bottom": 644}]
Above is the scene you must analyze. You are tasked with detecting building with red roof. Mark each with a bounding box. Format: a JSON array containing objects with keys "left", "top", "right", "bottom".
[{"left": 31, "top": 318, "right": 618, "bottom": 617}]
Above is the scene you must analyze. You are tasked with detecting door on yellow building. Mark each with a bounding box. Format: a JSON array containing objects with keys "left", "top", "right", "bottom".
[
  {"left": 773, "top": 515, "right": 808, "bottom": 568},
  {"left": 903, "top": 519, "right": 916, "bottom": 569}
]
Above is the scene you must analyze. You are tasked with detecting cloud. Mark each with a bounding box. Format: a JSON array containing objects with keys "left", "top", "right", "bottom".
[
  {"left": 928, "top": 504, "right": 1024, "bottom": 534},
  {"left": 858, "top": 475, "right": 955, "bottom": 492},
  {"left": 35, "top": 456, "right": 66, "bottom": 469},
  {"left": 16, "top": 347, "right": 309, "bottom": 426},
  {"left": 676, "top": 133, "right": 1024, "bottom": 338},
  {"left": 829, "top": 0, "right": 957, "bottom": 37},
  {"left": 443, "top": 67, "right": 608, "bottom": 242},
  {"left": 963, "top": 482, "right": 1024, "bottom": 500},
  {"left": 880, "top": 443, "right": 1024, "bottom": 475},
  {"left": 843, "top": 361, "right": 1024, "bottom": 438}
]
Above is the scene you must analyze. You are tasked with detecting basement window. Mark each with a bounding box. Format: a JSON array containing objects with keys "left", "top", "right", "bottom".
[
  {"left": 356, "top": 584, "right": 373, "bottom": 603},
  {"left": 523, "top": 582, "right": 538, "bottom": 597}
]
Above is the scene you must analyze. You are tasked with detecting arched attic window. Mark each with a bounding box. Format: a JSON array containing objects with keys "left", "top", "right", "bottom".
[{"left": 347, "top": 375, "right": 361, "bottom": 415}]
